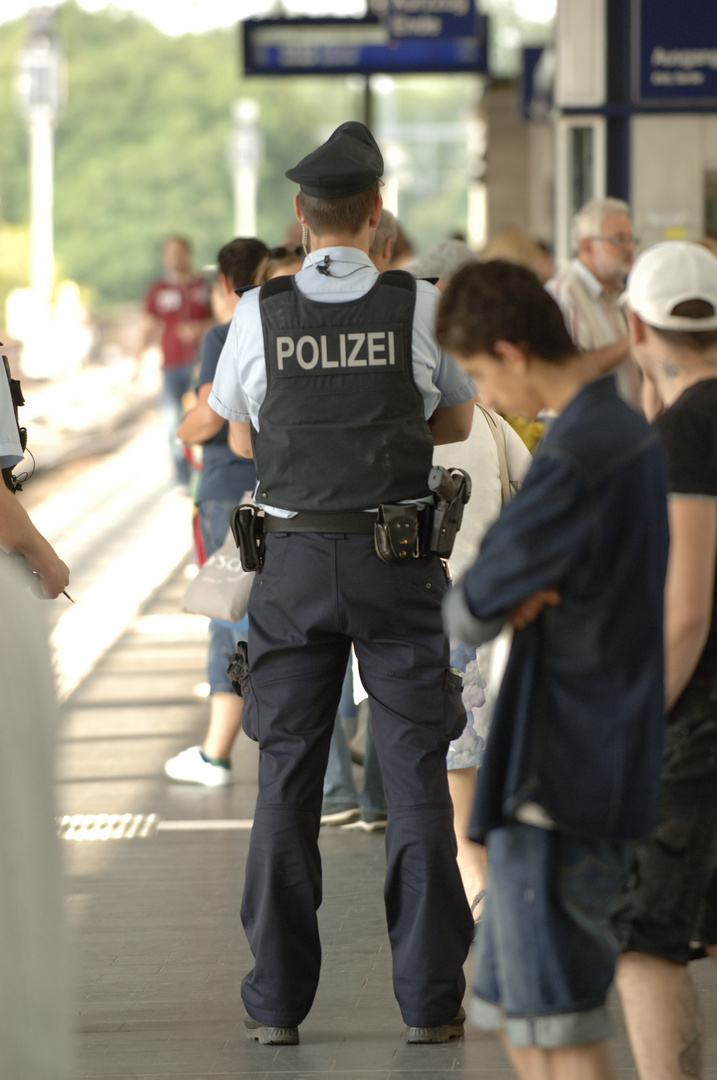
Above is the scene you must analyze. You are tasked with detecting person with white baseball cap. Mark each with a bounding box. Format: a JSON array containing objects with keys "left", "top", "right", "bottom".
[{"left": 613, "top": 240, "right": 717, "bottom": 1080}]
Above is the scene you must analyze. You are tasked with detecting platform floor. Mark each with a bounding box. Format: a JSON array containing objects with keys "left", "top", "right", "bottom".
[{"left": 58, "top": 560, "right": 717, "bottom": 1079}]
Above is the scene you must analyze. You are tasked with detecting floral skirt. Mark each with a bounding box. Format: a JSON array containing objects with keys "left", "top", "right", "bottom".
[{"left": 447, "top": 640, "right": 493, "bottom": 771}]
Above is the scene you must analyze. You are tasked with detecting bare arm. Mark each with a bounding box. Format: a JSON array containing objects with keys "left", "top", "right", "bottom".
[
  {"left": 641, "top": 378, "right": 664, "bottom": 422},
  {"left": 428, "top": 399, "right": 474, "bottom": 445},
  {"left": 175, "top": 317, "right": 214, "bottom": 347},
  {"left": 134, "top": 311, "right": 162, "bottom": 381},
  {"left": 0, "top": 484, "right": 70, "bottom": 598},
  {"left": 583, "top": 334, "right": 630, "bottom": 374},
  {"left": 228, "top": 420, "right": 254, "bottom": 459},
  {"left": 136, "top": 311, "right": 161, "bottom": 357},
  {"left": 664, "top": 497, "right": 717, "bottom": 710},
  {"left": 177, "top": 383, "right": 225, "bottom": 445}
]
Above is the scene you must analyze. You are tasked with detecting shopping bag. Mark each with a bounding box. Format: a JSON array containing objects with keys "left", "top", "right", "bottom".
[{"left": 179, "top": 528, "right": 254, "bottom": 622}]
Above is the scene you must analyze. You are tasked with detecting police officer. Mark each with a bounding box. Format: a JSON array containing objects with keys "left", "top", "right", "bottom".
[{"left": 209, "top": 122, "right": 476, "bottom": 1046}]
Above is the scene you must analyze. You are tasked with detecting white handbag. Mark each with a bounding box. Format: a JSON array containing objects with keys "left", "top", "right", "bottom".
[{"left": 180, "top": 528, "right": 254, "bottom": 622}]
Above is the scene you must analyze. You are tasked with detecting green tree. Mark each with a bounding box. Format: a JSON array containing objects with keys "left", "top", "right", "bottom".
[
  {"left": 0, "top": 4, "right": 362, "bottom": 306},
  {"left": 0, "top": 17, "right": 30, "bottom": 227},
  {"left": 0, "top": 2, "right": 487, "bottom": 310}
]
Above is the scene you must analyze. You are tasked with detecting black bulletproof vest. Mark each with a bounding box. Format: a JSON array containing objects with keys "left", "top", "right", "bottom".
[{"left": 254, "top": 270, "right": 434, "bottom": 512}]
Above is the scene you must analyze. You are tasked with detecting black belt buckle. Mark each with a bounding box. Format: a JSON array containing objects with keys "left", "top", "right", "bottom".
[
  {"left": 374, "top": 504, "right": 420, "bottom": 565},
  {"left": 230, "top": 504, "right": 266, "bottom": 572}
]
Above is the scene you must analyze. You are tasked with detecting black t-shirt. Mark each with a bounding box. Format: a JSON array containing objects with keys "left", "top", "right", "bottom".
[{"left": 655, "top": 378, "right": 717, "bottom": 689}]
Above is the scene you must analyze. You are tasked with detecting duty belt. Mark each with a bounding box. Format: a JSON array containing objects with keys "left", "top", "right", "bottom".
[
  {"left": 231, "top": 468, "right": 470, "bottom": 572},
  {"left": 263, "top": 510, "right": 378, "bottom": 534},
  {"left": 264, "top": 506, "right": 430, "bottom": 566}
]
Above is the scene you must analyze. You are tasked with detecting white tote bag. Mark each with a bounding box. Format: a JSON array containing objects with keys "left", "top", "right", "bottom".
[{"left": 180, "top": 528, "right": 254, "bottom": 622}]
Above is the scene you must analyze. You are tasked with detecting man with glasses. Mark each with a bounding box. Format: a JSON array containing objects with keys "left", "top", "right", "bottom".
[{"left": 548, "top": 198, "right": 642, "bottom": 408}]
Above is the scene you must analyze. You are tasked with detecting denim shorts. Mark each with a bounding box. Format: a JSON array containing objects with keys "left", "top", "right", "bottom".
[
  {"left": 472, "top": 823, "right": 633, "bottom": 1048},
  {"left": 611, "top": 682, "right": 717, "bottom": 964}
]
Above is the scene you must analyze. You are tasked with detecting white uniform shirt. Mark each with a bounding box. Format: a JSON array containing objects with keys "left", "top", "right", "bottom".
[{"left": 209, "top": 246, "right": 476, "bottom": 514}]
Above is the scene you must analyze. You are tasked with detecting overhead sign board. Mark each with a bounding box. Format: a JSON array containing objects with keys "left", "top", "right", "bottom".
[
  {"left": 385, "top": 0, "right": 476, "bottom": 42},
  {"left": 242, "top": 14, "right": 488, "bottom": 77},
  {"left": 632, "top": 0, "right": 717, "bottom": 105}
]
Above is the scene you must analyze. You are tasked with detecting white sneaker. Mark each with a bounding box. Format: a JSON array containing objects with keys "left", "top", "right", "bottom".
[{"left": 164, "top": 746, "right": 232, "bottom": 787}]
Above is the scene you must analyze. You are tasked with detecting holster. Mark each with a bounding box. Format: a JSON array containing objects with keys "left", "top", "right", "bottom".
[
  {"left": 427, "top": 467, "right": 472, "bottom": 559},
  {"left": 229, "top": 504, "right": 266, "bottom": 572},
  {"left": 226, "top": 641, "right": 249, "bottom": 697},
  {"left": 374, "top": 504, "right": 420, "bottom": 565}
]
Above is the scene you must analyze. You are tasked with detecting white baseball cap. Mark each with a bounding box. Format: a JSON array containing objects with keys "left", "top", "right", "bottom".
[{"left": 622, "top": 240, "right": 717, "bottom": 330}]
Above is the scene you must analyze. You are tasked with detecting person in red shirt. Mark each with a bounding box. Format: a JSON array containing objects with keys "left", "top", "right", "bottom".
[{"left": 136, "top": 236, "right": 212, "bottom": 488}]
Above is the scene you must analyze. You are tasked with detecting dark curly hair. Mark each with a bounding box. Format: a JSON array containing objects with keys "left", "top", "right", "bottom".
[{"left": 437, "top": 259, "right": 576, "bottom": 364}]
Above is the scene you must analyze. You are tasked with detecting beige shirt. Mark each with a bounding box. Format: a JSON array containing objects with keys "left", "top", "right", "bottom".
[{"left": 547, "top": 259, "right": 641, "bottom": 407}]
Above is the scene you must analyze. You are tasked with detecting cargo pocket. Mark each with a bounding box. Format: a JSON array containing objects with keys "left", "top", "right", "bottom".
[
  {"left": 444, "top": 666, "right": 467, "bottom": 741},
  {"left": 240, "top": 674, "right": 259, "bottom": 743},
  {"left": 664, "top": 714, "right": 717, "bottom": 782}
]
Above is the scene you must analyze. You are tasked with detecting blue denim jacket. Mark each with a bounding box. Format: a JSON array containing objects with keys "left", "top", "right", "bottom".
[{"left": 461, "top": 377, "right": 669, "bottom": 841}]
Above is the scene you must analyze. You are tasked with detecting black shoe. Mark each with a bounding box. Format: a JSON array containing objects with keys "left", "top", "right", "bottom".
[
  {"left": 244, "top": 1015, "right": 299, "bottom": 1045},
  {"left": 405, "top": 1007, "right": 465, "bottom": 1044}
]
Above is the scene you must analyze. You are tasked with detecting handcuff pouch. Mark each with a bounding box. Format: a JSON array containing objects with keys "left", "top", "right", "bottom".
[{"left": 374, "top": 504, "right": 420, "bottom": 565}]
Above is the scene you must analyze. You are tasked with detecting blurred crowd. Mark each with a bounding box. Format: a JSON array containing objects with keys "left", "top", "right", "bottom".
[
  {"left": 146, "top": 172, "right": 717, "bottom": 1078},
  {"left": 3, "top": 114, "right": 717, "bottom": 1080}
]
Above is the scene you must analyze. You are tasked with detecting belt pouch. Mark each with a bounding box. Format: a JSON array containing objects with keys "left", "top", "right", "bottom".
[{"left": 374, "top": 504, "right": 420, "bottom": 564}]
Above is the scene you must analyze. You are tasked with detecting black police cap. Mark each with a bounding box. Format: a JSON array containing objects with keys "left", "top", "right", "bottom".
[{"left": 285, "top": 121, "right": 383, "bottom": 199}]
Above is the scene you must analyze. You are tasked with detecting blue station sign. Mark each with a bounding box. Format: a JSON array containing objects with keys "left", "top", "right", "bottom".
[
  {"left": 242, "top": 13, "right": 488, "bottom": 77},
  {"left": 385, "top": 0, "right": 476, "bottom": 42},
  {"left": 632, "top": 0, "right": 717, "bottom": 105}
]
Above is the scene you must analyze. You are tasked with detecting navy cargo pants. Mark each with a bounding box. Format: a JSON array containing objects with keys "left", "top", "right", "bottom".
[{"left": 239, "top": 531, "right": 474, "bottom": 1029}]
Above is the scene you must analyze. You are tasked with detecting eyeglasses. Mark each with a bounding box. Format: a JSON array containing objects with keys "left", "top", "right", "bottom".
[
  {"left": 268, "top": 245, "right": 305, "bottom": 260},
  {"left": 588, "top": 234, "right": 638, "bottom": 247}
]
